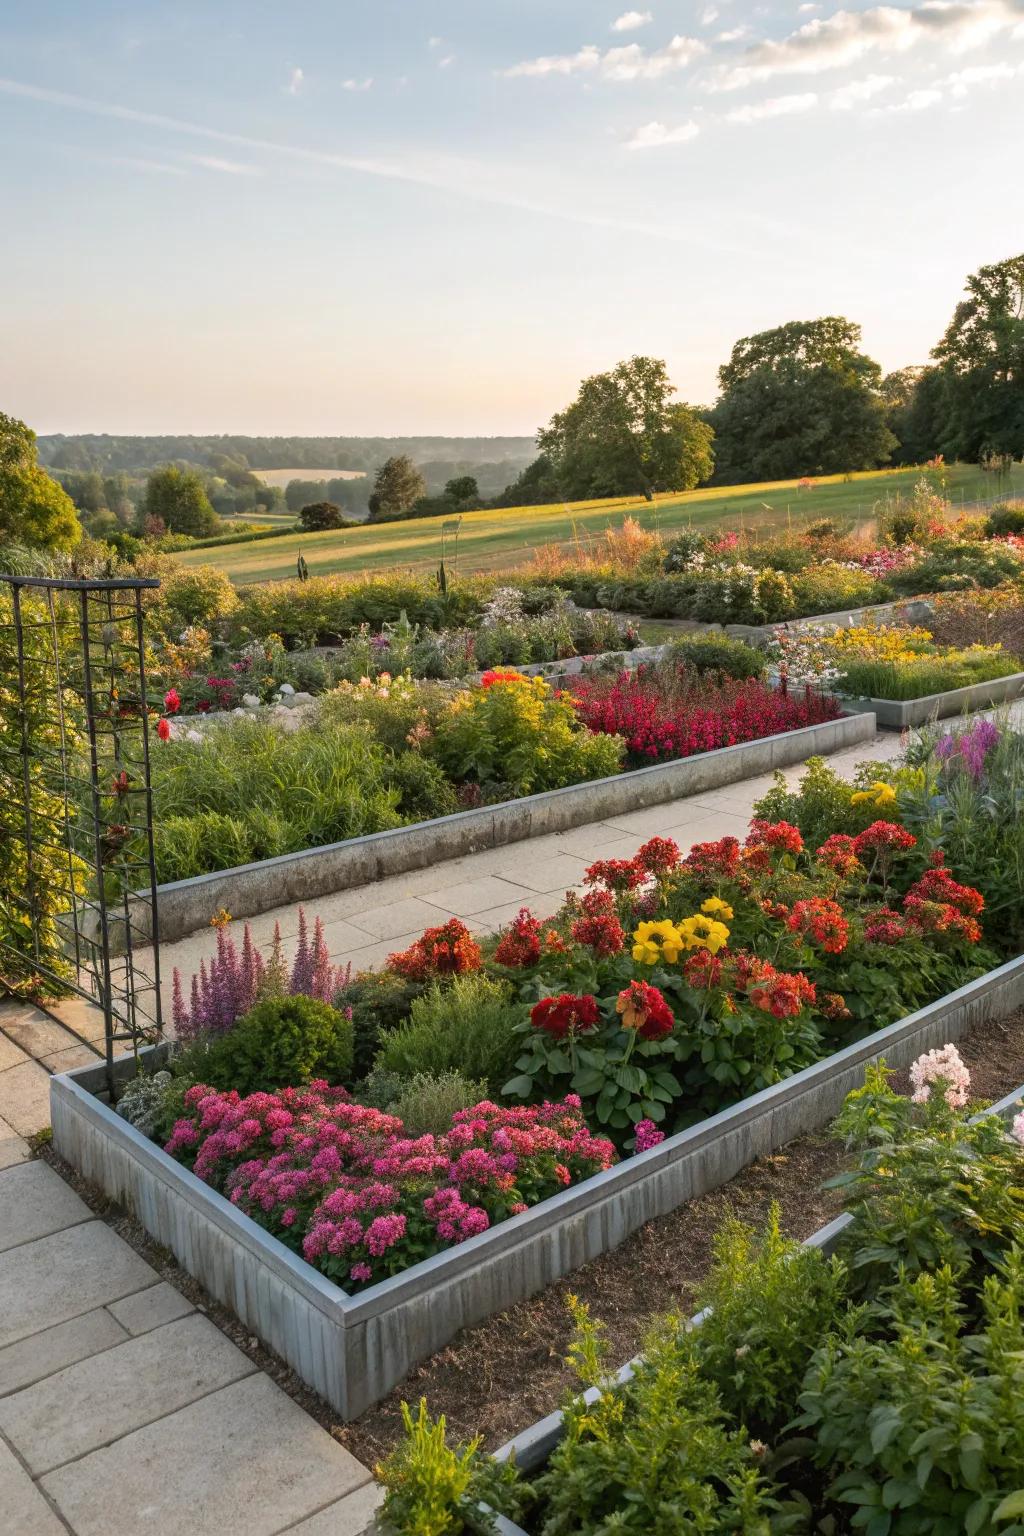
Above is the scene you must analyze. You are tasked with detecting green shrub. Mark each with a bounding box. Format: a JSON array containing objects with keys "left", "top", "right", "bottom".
[
  {"left": 985, "top": 503, "right": 1024, "bottom": 537},
  {"left": 383, "top": 752, "right": 459, "bottom": 821},
  {"left": 374, "top": 974, "right": 522, "bottom": 1093},
  {"left": 150, "top": 716, "right": 405, "bottom": 881},
  {"left": 377, "top": 1399, "right": 526, "bottom": 1536},
  {"left": 149, "top": 563, "right": 239, "bottom": 635},
  {"left": 664, "top": 633, "right": 766, "bottom": 680},
  {"left": 837, "top": 648, "right": 1020, "bottom": 701},
  {"left": 389, "top": 1071, "right": 489, "bottom": 1137},
  {"left": 888, "top": 540, "right": 1023, "bottom": 595},
  {"left": 341, "top": 970, "right": 426, "bottom": 1079},
  {"left": 176, "top": 995, "right": 354, "bottom": 1095},
  {"left": 753, "top": 755, "right": 906, "bottom": 845}
]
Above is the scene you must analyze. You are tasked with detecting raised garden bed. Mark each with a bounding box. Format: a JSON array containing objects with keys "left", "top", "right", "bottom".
[
  {"left": 141, "top": 709, "right": 873, "bottom": 944},
  {"left": 50, "top": 951, "right": 1024, "bottom": 1422},
  {"left": 838, "top": 668, "right": 1024, "bottom": 729}
]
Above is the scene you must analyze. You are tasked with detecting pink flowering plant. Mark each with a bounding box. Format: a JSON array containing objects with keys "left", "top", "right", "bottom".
[{"left": 165, "top": 1083, "right": 614, "bottom": 1289}]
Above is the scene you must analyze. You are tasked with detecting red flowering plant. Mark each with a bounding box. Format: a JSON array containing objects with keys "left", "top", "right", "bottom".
[
  {"left": 165, "top": 1081, "right": 613, "bottom": 1290},
  {"left": 388, "top": 919, "right": 483, "bottom": 981}
]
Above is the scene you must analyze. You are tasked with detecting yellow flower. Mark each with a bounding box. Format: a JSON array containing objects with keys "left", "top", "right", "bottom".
[
  {"left": 851, "top": 781, "right": 897, "bottom": 808},
  {"left": 209, "top": 908, "right": 232, "bottom": 928},
  {"left": 701, "top": 897, "right": 734, "bottom": 921},
  {"left": 677, "top": 913, "right": 731, "bottom": 955},
  {"left": 631, "top": 919, "right": 685, "bottom": 966}
]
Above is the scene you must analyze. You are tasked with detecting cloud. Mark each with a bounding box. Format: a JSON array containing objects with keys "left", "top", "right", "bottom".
[
  {"left": 707, "top": 0, "right": 1024, "bottom": 90},
  {"left": 627, "top": 118, "right": 701, "bottom": 146},
  {"left": 726, "top": 90, "right": 818, "bottom": 121},
  {"left": 187, "top": 154, "right": 261, "bottom": 175},
  {"left": 716, "top": 26, "right": 749, "bottom": 41},
  {"left": 342, "top": 77, "right": 373, "bottom": 91},
  {"left": 829, "top": 71, "right": 897, "bottom": 106},
  {"left": 701, "top": 5, "right": 720, "bottom": 22},
  {"left": 102, "top": 154, "right": 187, "bottom": 176},
  {"left": 611, "top": 10, "right": 653, "bottom": 30},
  {"left": 284, "top": 65, "right": 304, "bottom": 96},
  {"left": 506, "top": 33, "right": 706, "bottom": 79},
  {"left": 942, "top": 59, "right": 1020, "bottom": 92},
  {"left": 438, "top": 54, "right": 456, "bottom": 68},
  {"left": 875, "top": 84, "right": 944, "bottom": 109}
]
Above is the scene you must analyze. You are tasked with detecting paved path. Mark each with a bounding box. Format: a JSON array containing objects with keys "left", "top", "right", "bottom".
[{"left": 141, "top": 727, "right": 907, "bottom": 1013}]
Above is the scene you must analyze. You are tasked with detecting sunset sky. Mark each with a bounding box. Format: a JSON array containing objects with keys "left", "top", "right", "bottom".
[{"left": 2, "top": 0, "right": 1022, "bottom": 436}]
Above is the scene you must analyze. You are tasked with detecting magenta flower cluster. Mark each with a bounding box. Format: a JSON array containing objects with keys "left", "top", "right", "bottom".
[
  {"left": 165, "top": 1083, "right": 615, "bottom": 1289},
  {"left": 171, "top": 908, "right": 351, "bottom": 1041}
]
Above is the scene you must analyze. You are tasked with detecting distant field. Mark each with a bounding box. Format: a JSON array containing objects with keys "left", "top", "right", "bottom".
[
  {"left": 176, "top": 463, "right": 1024, "bottom": 586},
  {"left": 251, "top": 467, "right": 367, "bottom": 488}
]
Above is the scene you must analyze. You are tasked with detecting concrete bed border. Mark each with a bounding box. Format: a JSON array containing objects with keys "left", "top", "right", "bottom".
[
  {"left": 51, "top": 952, "right": 1024, "bottom": 1423},
  {"left": 486, "top": 1073, "right": 1024, "bottom": 1527},
  {"left": 838, "top": 669, "right": 1024, "bottom": 729},
  {"left": 140, "top": 710, "right": 875, "bottom": 945}
]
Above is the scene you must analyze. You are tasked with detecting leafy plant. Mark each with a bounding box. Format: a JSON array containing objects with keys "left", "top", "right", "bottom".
[
  {"left": 374, "top": 974, "right": 523, "bottom": 1094},
  {"left": 663, "top": 632, "right": 767, "bottom": 680},
  {"left": 377, "top": 1398, "right": 527, "bottom": 1536},
  {"left": 174, "top": 994, "right": 354, "bottom": 1095},
  {"left": 389, "top": 1071, "right": 491, "bottom": 1138}
]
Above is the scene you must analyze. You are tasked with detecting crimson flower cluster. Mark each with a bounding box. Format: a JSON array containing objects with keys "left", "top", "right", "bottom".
[
  {"left": 493, "top": 908, "right": 543, "bottom": 968},
  {"left": 165, "top": 1083, "right": 613, "bottom": 1288},
  {"left": 569, "top": 669, "right": 841, "bottom": 765},
  {"left": 388, "top": 919, "right": 483, "bottom": 980},
  {"left": 570, "top": 888, "right": 626, "bottom": 957},
  {"left": 786, "top": 897, "right": 850, "bottom": 954},
  {"left": 530, "top": 993, "right": 601, "bottom": 1038}
]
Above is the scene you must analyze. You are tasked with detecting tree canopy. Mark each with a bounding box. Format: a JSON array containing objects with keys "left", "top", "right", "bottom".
[
  {"left": 141, "top": 466, "right": 219, "bottom": 537},
  {"left": 367, "top": 456, "right": 427, "bottom": 520},
  {"left": 711, "top": 318, "right": 896, "bottom": 482},
  {"left": 539, "top": 356, "right": 714, "bottom": 502},
  {"left": 0, "top": 412, "right": 82, "bottom": 552},
  {"left": 929, "top": 253, "right": 1024, "bottom": 460}
]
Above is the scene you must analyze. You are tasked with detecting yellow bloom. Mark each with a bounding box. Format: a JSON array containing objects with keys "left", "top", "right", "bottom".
[
  {"left": 677, "top": 913, "right": 731, "bottom": 955},
  {"left": 631, "top": 919, "right": 685, "bottom": 966},
  {"left": 851, "top": 781, "right": 897, "bottom": 808},
  {"left": 701, "top": 897, "right": 734, "bottom": 921}
]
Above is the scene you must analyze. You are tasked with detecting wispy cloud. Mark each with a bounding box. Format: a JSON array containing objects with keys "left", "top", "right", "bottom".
[
  {"left": 726, "top": 90, "right": 818, "bottom": 122},
  {"left": 438, "top": 54, "right": 456, "bottom": 68},
  {"left": 829, "top": 72, "right": 896, "bottom": 107},
  {"left": 627, "top": 118, "right": 701, "bottom": 147},
  {"left": 716, "top": 26, "right": 749, "bottom": 42},
  {"left": 506, "top": 34, "right": 706, "bottom": 80},
  {"left": 187, "top": 153, "right": 261, "bottom": 176},
  {"left": 700, "top": 5, "right": 720, "bottom": 24},
  {"left": 611, "top": 10, "right": 653, "bottom": 31},
  {"left": 97, "top": 154, "right": 187, "bottom": 176},
  {"left": 707, "top": 0, "right": 1024, "bottom": 91},
  {"left": 875, "top": 84, "right": 943, "bottom": 111},
  {"left": 943, "top": 59, "right": 1021, "bottom": 93},
  {"left": 284, "top": 65, "right": 304, "bottom": 96},
  {"left": 342, "top": 77, "right": 373, "bottom": 92}
]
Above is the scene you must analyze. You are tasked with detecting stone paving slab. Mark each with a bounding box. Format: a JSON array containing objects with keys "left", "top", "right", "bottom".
[
  {"left": 0, "top": 1160, "right": 92, "bottom": 1254},
  {"left": 342, "top": 895, "right": 449, "bottom": 942},
  {"left": 2, "top": 1014, "right": 82, "bottom": 1060},
  {"left": 0, "top": 1313, "right": 257, "bottom": 1475},
  {"left": 0, "top": 1221, "right": 155, "bottom": 1349},
  {"left": 0, "top": 1136, "right": 30, "bottom": 1172},
  {"left": 107, "top": 1281, "right": 195, "bottom": 1336},
  {"left": 40, "top": 1372, "right": 372, "bottom": 1536},
  {"left": 0, "top": 1034, "right": 30, "bottom": 1072},
  {"left": 286, "top": 1482, "right": 385, "bottom": 1534},
  {"left": 0, "top": 1062, "right": 52, "bottom": 1138},
  {"left": 0, "top": 1309, "right": 128, "bottom": 1398},
  {"left": 0, "top": 1437, "right": 65, "bottom": 1536}
]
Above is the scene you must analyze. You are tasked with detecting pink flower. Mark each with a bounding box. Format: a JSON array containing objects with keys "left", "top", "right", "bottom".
[
  {"left": 634, "top": 1119, "right": 665, "bottom": 1154},
  {"left": 909, "top": 1044, "right": 970, "bottom": 1109}
]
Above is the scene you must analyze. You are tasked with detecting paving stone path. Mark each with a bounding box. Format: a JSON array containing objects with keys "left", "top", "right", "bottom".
[{"left": 0, "top": 711, "right": 1009, "bottom": 1532}]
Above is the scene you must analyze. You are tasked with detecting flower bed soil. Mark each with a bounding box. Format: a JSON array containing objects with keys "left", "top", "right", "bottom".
[{"left": 334, "top": 1004, "right": 1024, "bottom": 1467}]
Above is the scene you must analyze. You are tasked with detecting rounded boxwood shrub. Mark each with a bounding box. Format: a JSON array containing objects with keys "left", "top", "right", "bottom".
[
  {"left": 666, "top": 633, "right": 766, "bottom": 680},
  {"left": 374, "top": 973, "right": 522, "bottom": 1094},
  {"left": 177, "top": 995, "right": 354, "bottom": 1095}
]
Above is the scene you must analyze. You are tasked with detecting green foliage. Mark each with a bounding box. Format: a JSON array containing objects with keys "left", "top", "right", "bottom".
[
  {"left": 234, "top": 573, "right": 487, "bottom": 647},
  {"left": 142, "top": 465, "right": 219, "bottom": 537},
  {"left": 368, "top": 455, "right": 428, "bottom": 520},
  {"left": 930, "top": 253, "right": 1024, "bottom": 461},
  {"left": 388, "top": 1070, "right": 490, "bottom": 1137},
  {"left": 985, "top": 504, "right": 1024, "bottom": 537},
  {"left": 753, "top": 756, "right": 901, "bottom": 845},
  {"left": 887, "top": 539, "right": 1023, "bottom": 595},
  {"left": 298, "top": 501, "right": 353, "bottom": 531},
  {"left": 383, "top": 750, "right": 460, "bottom": 821},
  {"left": 148, "top": 561, "right": 239, "bottom": 634},
  {"left": 711, "top": 317, "right": 897, "bottom": 483},
  {"left": 375, "top": 974, "right": 523, "bottom": 1094},
  {"left": 838, "top": 649, "right": 1020, "bottom": 702},
  {"left": 430, "top": 676, "right": 624, "bottom": 796},
  {"left": 341, "top": 970, "right": 426, "bottom": 1079},
  {"left": 175, "top": 995, "right": 354, "bottom": 1095},
  {"left": 538, "top": 356, "right": 714, "bottom": 501},
  {"left": 150, "top": 716, "right": 405, "bottom": 881},
  {"left": 377, "top": 1398, "right": 526, "bottom": 1536},
  {"left": 0, "top": 412, "right": 82, "bottom": 551},
  {"left": 663, "top": 633, "right": 766, "bottom": 680},
  {"left": 693, "top": 1204, "right": 848, "bottom": 1434},
  {"left": 533, "top": 1304, "right": 778, "bottom": 1534}
]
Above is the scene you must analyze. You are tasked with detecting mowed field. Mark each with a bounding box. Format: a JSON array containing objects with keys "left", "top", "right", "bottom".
[{"left": 177, "top": 463, "right": 1024, "bottom": 585}]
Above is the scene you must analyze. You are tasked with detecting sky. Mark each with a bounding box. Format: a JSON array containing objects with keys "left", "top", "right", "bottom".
[{"left": 1, "top": 0, "right": 1022, "bottom": 438}]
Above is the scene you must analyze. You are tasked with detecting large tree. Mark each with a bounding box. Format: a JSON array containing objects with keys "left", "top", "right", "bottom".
[
  {"left": 930, "top": 253, "right": 1024, "bottom": 460},
  {"left": 0, "top": 412, "right": 82, "bottom": 551},
  {"left": 710, "top": 318, "right": 896, "bottom": 483},
  {"left": 367, "top": 455, "right": 427, "bottom": 520},
  {"left": 538, "top": 356, "right": 714, "bottom": 502},
  {"left": 881, "top": 366, "right": 944, "bottom": 465},
  {"left": 141, "top": 465, "right": 218, "bottom": 537}
]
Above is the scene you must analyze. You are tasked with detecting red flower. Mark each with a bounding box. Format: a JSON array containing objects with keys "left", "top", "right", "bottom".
[
  {"left": 736, "top": 956, "right": 816, "bottom": 1018},
  {"left": 905, "top": 866, "right": 984, "bottom": 918},
  {"left": 635, "top": 837, "right": 681, "bottom": 877},
  {"left": 683, "top": 837, "right": 742, "bottom": 881},
  {"left": 530, "top": 993, "right": 600, "bottom": 1039},
  {"left": 389, "top": 920, "right": 482, "bottom": 980},
  {"left": 682, "top": 950, "right": 723, "bottom": 989},
  {"left": 816, "top": 834, "right": 862, "bottom": 878},
  {"left": 156, "top": 718, "right": 171, "bottom": 742},
  {"left": 747, "top": 819, "right": 804, "bottom": 855},
  {"left": 570, "top": 911, "right": 625, "bottom": 957},
  {"left": 479, "top": 669, "right": 524, "bottom": 689},
  {"left": 616, "top": 980, "right": 674, "bottom": 1040},
  {"left": 494, "top": 909, "right": 543, "bottom": 968},
  {"left": 853, "top": 821, "right": 917, "bottom": 856},
  {"left": 863, "top": 907, "right": 908, "bottom": 945},
  {"left": 584, "top": 857, "right": 644, "bottom": 892},
  {"left": 163, "top": 686, "right": 181, "bottom": 715},
  {"left": 903, "top": 897, "right": 982, "bottom": 944},
  {"left": 786, "top": 897, "right": 849, "bottom": 954}
]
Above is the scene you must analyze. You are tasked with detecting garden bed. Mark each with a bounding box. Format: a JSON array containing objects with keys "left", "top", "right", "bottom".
[
  {"left": 838, "top": 668, "right": 1024, "bottom": 728},
  {"left": 50, "top": 951, "right": 1024, "bottom": 1422},
  {"left": 142, "top": 709, "right": 873, "bottom": 944}
]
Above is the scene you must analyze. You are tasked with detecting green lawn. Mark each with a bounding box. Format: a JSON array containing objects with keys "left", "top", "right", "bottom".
[{"left": 176, "top": 463, "right": 1024, "bottom": 586}]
